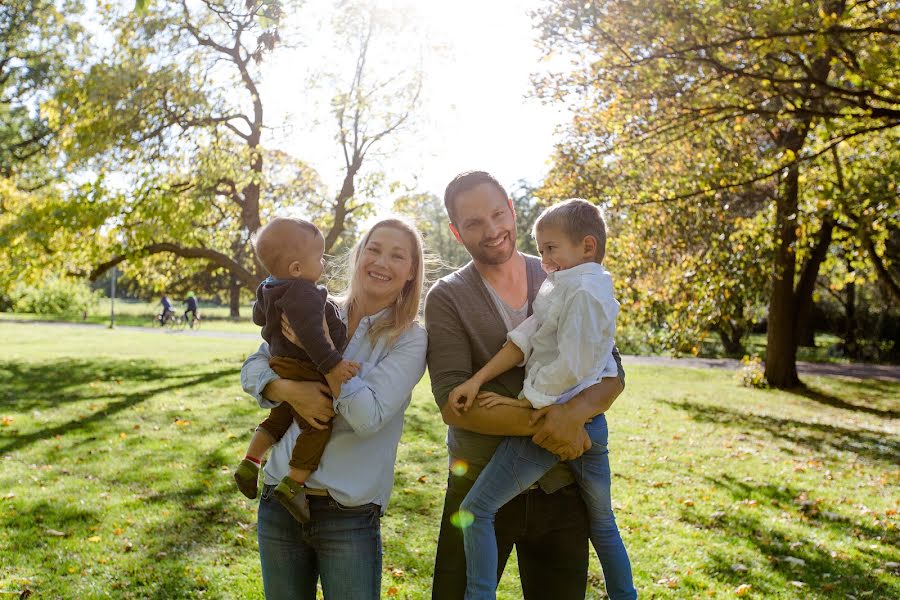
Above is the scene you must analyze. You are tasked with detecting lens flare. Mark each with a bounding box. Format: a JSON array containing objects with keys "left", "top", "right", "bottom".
[
  {"left": 450, "top": 459, "right": 468, "bottom": 476},
  {"left": 451, "top": 509, "right": 474, "bottom": 529}
]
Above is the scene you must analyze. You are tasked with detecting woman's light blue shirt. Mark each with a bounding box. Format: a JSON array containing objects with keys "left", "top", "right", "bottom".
[{"left": 240, "top": 307, "right": 427, "bottom": 514}]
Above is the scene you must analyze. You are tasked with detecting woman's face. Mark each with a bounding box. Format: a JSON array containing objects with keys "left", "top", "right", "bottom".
[{"left": 356, "top": 225, "right": 415, "bottom": 304}]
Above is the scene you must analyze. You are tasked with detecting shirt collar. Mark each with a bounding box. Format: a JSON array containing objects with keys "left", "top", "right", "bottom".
[{"left": 546, "top": 261, "right": 605, "bottom": 283}]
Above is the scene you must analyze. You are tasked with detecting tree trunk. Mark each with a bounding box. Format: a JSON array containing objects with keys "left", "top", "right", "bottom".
[
  {"left": 717, "top": 327, "right": 745, "bottom": 356},
  {"left": 844, "top": 263, "right": 858, "bottom": 358},
  {"left": 765, "top": 160, "right": 803, "bottom": 388},
  {"left": 794, "top": 217, "right": 835, "bottom": 348},
  {"left": 229, "top": 276, "right": 241, "bottom": 319}
]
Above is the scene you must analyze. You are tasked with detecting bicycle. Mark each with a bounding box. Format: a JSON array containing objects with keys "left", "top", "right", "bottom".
[
  {"left": 154, "top": 310, "right": 179, "bottom": 328},
  {"left": 183, "top": 312, "right": 201, "bottom": 330}
]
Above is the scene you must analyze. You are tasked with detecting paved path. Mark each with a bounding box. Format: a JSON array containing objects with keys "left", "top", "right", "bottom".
[
  {"left": 4, "top": 319, "right": 899, "bottom": 381},
  {"left": 623, "top": 355, "right": 900, "bottom": 382}
]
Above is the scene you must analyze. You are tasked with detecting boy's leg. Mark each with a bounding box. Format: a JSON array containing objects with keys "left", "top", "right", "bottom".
[
  {"left": 274, "top": 415, "right": 333, "bottom": 524},
  {"left": 432, "top": 471, "right": 521, "bottom": 600},
  {"left": 459, "top": 437, "right": 559, "bottom": 599},
  {"left": 235, "top": 419, "right": 280, "bottom": 499},
  {"left": 567, "top": 415, "right": 636, "bottom": 600}
]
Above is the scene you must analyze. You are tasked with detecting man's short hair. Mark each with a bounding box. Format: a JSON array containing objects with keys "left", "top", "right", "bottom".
[
  {"left": 443, "top": 171, "right": 509, "bottom": 225},
  {"left": 533, "top": 199, "right": 607, "bottom": 263}
]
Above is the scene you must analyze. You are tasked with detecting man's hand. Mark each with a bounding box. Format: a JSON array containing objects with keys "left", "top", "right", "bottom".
[
  {"left": 531, "top": 403, "right": 591, "bottom": 460},
  {"left": 448, "top": 378, "right": 483, "bottom": 416},
  {"left": 263, "top": 378, "right": 335, "bottom": 430},
  {"left": 477, "top": 391, "right": 531, "bottom": 410}
]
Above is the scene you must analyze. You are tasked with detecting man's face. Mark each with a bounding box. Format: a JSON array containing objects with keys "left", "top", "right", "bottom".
[{"left": 451, "top": 183, "right": 517, "bottom": 265}]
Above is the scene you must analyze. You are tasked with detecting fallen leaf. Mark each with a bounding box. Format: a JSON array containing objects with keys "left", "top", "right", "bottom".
[
  {"left": 1, "top": 416, "right": 12, "bottom": 426},
  {"left": 656, "top": 576, "right": 678, "bottom": 588},
  {"left": 417, "top": 475, "right": 428, "bottom": 483},
  {"left": 390, "top": 568, "right": 405, "bottom": 578},
  {"left": 386, "top": 587, "right": 398, "bottom": 597},
  {"left": 45, "top": 528, "right": 66, "bottom": 537},
  {"left": 735, "top": 583, "right": 752, "bottom": 595},
  {"left": 123, "top": 541, "right": 134, "bottom": 553},
  {"left": 88, "top": 535, "right": 101, "bottom": 542}
]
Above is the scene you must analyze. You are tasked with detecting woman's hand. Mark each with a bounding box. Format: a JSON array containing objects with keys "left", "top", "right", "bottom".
[
  {"left": 263, "top": 378, "right": 335, "bottom": 430},
  {"left": 529, "top": 403, "right": 591, "bottom": 460},
  {"left": 280, "top": 314, "right": 305, "bottom": 349}
]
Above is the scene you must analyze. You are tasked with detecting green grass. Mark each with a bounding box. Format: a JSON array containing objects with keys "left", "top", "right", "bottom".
[
  {"left": 1, "top": 322, "right": 898, "bottom": 599},
  {"left": 0, "top": 299, "right": 259, "bottom": 333}
]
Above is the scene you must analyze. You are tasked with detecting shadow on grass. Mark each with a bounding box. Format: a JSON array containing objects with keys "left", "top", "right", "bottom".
[
  {"left": 701, "top": 474, "right": 898, "bottom": 547},
  {"left": 679, "top": 478, "right": 898, "bottom": 597},
  {"left": 662, "top": 400, "right": 899, "bottom": 466},
  {"left": 790, "top": 383, "right": 900, "bottom": 419},
  {"left": 118, "top": 445, "right": 246, "bottom": 599},
  {"left": 0, "top": 366, "right": 235, "bottom": 456},
  {"left": 0, "top": 358, "right": 187, "bottom": 410},
  {"left": 402, "top": 410, "right": 446, "bottom": 446}
]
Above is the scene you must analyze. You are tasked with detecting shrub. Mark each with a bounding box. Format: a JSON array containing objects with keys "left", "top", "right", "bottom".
[
  {"left": 10, "top": 278, "right": 100, "bottom": 316},
  {"left": 737, "top": 355, "right": 767, "bottom": 388}
]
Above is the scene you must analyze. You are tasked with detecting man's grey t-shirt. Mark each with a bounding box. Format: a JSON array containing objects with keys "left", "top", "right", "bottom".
[
  {"left": 424, "top": 255, "right": 625, "bottom": 493},
  {"left": 481, "top": 276, "right": 529, "bottom": 332}
]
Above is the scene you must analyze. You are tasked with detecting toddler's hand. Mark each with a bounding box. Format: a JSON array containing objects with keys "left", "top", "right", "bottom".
[
  {"left": 331, "top": 360, "right": 360, "bottom": 382},
  {"left": 448, "top": 379, "right": 481, "bottom": 416},
  {"left": 325, "top": 360, "right": 360, "bottom": 397}
]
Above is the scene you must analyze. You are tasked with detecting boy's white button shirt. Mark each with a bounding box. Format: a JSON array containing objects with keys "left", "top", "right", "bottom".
[{"left": 507, "top": 262, "right": 620, "bottom": 409}]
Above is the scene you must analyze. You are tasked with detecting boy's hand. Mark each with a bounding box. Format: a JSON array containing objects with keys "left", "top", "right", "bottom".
[
  {"left": 476, "top": 392, "right": 531, "bottom": 410},
  {"left": 331, "top": 360, "right": 360, "bottom": 382},
  {"left": 448, "top": 378, "right": 482, "bottom": 416},
  {"left": 325, "top": 360, "right": 360, "bottom": 397}
]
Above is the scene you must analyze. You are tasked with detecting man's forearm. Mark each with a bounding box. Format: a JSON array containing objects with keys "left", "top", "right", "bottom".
[
  {"left": 567, "top": 376, "right": 624, "bottom": 422},
  {"left": 441, "top": 401, "right": 538, "bottom": 436}
]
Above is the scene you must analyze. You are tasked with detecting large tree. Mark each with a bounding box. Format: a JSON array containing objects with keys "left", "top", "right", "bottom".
[
  {"left": 3, "top": 0, "right": 421, "bottom": 313},
  {"left": 534, "top": 0, "right": 900, "bottom": 386}
]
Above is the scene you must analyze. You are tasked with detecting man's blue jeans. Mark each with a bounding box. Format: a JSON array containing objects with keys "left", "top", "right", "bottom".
[
  {"left": 460, "top": 415, "right": 636, "bottom": 600},
  {"left": 257, "top": 485, "right": 382, "bottom": 600}
]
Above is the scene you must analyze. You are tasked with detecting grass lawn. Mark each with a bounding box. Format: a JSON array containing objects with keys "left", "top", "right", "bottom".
[
  {"left": 0, "top": 299, "right": 259, "bottom": 333},
  {"left": 1, "top": 322, "right": 897, "bottom": 599}
]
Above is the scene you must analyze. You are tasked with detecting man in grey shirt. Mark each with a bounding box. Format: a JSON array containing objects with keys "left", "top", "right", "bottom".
[{"left": 425, "top": 171, "right": 625, "bottom": 599}]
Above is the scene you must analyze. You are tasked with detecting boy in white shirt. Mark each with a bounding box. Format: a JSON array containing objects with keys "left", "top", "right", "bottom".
[{"left": 448, "top": 199, "right": 636, "bottom": 600}]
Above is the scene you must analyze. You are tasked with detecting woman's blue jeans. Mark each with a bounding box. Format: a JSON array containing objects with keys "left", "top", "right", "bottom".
[
  {"left": 460, "top": 415, "right": 636, "bottom": 600},
  {"left": 257, "top": 485, "right": 382, "bottom": 599}
]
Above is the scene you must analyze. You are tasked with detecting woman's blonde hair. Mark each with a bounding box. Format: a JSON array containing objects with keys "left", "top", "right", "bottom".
[{"left": 336, "top": 218, "right": 425, "bottom": 344}]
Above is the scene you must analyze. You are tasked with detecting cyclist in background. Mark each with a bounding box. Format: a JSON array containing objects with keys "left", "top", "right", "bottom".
[
  {"left": 159, "top": 293, "right": 175, "bottom": 324},
  {"left": 184, "top": 291, "right": 200, "bottom": 327}
]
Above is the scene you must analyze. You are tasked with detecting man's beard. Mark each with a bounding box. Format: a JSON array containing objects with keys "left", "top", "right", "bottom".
[{"left": 466, "top": 231, "right": 516, "bottom": 265}]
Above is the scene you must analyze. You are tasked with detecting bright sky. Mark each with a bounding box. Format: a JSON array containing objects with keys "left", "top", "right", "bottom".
[{"left": 259, "top": 0, "right": 566, "bottom": 205}]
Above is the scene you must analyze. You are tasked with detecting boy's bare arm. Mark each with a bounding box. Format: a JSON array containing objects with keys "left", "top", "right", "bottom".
[{"left": 469, "top": 342, "right": 525, "bottom": 388}]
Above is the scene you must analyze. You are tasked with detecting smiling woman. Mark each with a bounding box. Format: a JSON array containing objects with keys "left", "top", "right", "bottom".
[{"left": 240, "top": 217, "right": 429, "bottom": 599}]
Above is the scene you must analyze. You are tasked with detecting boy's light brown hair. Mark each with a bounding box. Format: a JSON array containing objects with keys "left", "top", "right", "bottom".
[
  {"left": 533, "top": 198, "right": 607, "bottom": 264},
  {"left": 251, "top": 217, "right": 321, "bottom": 278}
]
